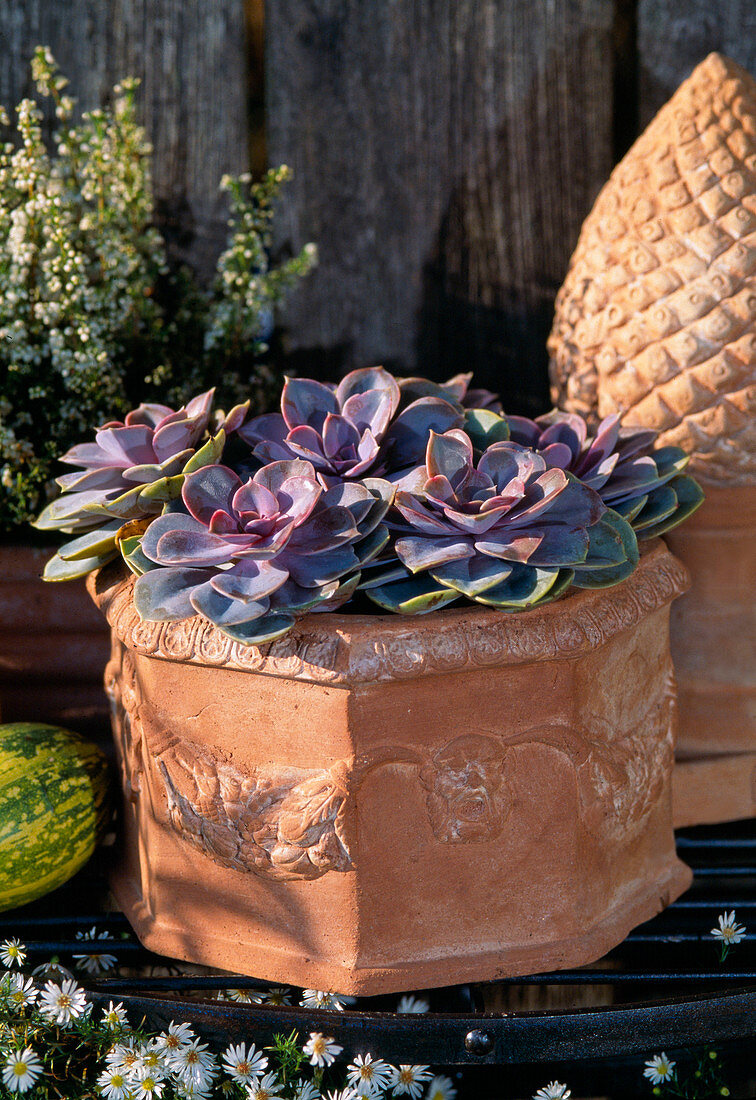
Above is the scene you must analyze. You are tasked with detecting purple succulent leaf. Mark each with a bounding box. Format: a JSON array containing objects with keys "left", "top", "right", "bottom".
[
  {"left": 425, "top": 429, "right": 474, "bottom": 488},
  {"left": 341, "top": 388, "right": 396, "bottom": 438},
  {"left": 504, "top": 416, "right": 542, "bottom": 448},
  {"left": 335, "top": 366, "right": 401, "bottom": 415},
  {"left": 478, "top": 443, "right": 546, "bottom": 490},
  {"left": 395, "top": 535, "right": 474, "bottom": 572},
  {"left": 474, "top": 532, "right": 543, "bottom": 563},
  {"left": 429, "top": 556, "right": 515, "bottom": 598},
  {"left": 219, "top": 400, "right": 250, "bottom": 434},
  {"left": 286, "top": 504, "right": 359, "bottom": 552},
  {"left": 151, "top": 417, "right": 199, "bottom": 463},
  {"left": 60, "top": 440, "right": 122, "bottom": 469},
  {"left": 56, "top": 467, "right": 128, "bottom": 493},
  {"left": 231, "top": 479, "right": 280, "bottom": 520},
  {"left": 268, "top": 578, "right": 336, "bottom": 612},
  {"left": 515, "top": 526, "right": 590, "bottom": 567},
  {"left": 183, "top": 465, "right": 242, "bottom": 525},
  {"left": 238, "top": 412, "right": 289, "bottom": 448},
  {"left": 284, "top": 424, "right": 332, "bottom": 468},
  {"left": 280, "top": 545, "right": 360, "bottom": 587},
  {"left": 124, "top": 402, "right": 175, "bottom": 428},
  {"left": 210, "top": 563, "right": 292, "bottom": 607},
  {"left": 508, "top": 473, "right": 605, "bottom": 530},
  {"left": 133, "top": 566, "right": 213, "bottom": 621},
  {"left": 253, "top": 438, "right": 300, "bottom": 466},
  {"left": 95, "top": 426, "right": 156, "bottom": 467},
  {"left": 462, "top": 386, "right": 503, "bottom": 413},
  {"left": 236, "top": 518, "right": 297, "bottom": 557},
  {"left": 255, "top": 458, "right": 319, "bottom": 498},
  {"left": 322, "top": 413, "right": 361, "bottom": 459},
  {"left": 190, "top": 581, "right": 271, "bottom": 626},
  {"left": 275, "top": 475, "right": 323, "bottom": 525},
  {"left": 213, "top": 613, "right": 296, "bottom": 646},
  {"left": 536, "top": 419, "right": 585, "bottom": 459},
  {"left": 208, "top": 510, "right": 239, "bottom": 535},
  {"left": 539, "top": 442, "right": 575, "bottom": 470},
  {"left": 615, "top": 425, "right": 659, "bottom": 460},
  {"left": 141, "top": 512, "right": 234, "bottom": 567},
  {"left": 422, "top": 474, "right": 458, "bottom": 505},
  {"left": 439, "top": 499, "right": 522, "bottom": 535},
  {"left": 382, "top": 397, "right": 464, "bottom": 471},
  {"left": 281, "top": 377, "right": 338, "bottom": 432},
  {"left": 321, "top": 480, "right": 376, "bottom": 524},
  {"left": 355, "top": 428, "right": 381, "bottom": 468},
  {"left": 183, "top": 388, "right": 215, "bottom": 423},
  {"left": 393, "top": 492, "right": 455, "bottom": 534}
]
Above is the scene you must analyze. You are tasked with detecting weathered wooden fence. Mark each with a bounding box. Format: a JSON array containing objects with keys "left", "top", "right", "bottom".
[{"left": 1, "top": 1, "right": 754, "bottom": 412}]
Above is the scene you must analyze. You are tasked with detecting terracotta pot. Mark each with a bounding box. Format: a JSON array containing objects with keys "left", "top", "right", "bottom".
[
  {"left": 0, "top": 544, "right": 110, "bottom": 732},
  {"left": 673, "top": 753, "right": 756, "bottom": 830},
  {"left": 665, "top": 486, "right": 756, "bottom": 761},
  {"left": 88, "top": 541, "right": 691, "bottom": 995}
]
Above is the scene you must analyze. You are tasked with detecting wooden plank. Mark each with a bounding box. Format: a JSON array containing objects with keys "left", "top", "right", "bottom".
[
  {"left": 0, "top": 0, "right": 248, "bottom": 277},
  {"left": 266, "top": 0, "right": 616, "bottom": 413},
  {"left": 638, "top": 0, "right": 756, "bottom": 126}
]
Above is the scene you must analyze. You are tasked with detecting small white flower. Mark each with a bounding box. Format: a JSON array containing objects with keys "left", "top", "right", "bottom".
[
  {"left": 425, "top": 1075, "right": 456, "bottom": 1100},
  {"left": 301, "top": 989, "right": 346, "bottom": 1011},
  {"left": 711, "top": 910, "right": 746, "bottom": 946},
  {"left": 246, "top": 1070, "right": 285, "bottom": 1100},
  {"left": 0, "top": 939, "right": 26, "bottom": 968},
  {"left": 133, "top": 1040, "right": 167, "bottom": 1078},
  {"left": 167, "top": 1038, "right": 217, "bottom": 1089},
  {"left": 532, "top": 1084, "right": 571, "bottom": 1100},
  {"left": 303, "top": 1032, "right": 343, "bottom": 1068},
  {"left": 643, "top": 1053, "right": 676, "bottom": 1085},
  {"left": 2, "top": 973, "right": 38, "bottom": 1010},
  {"left": 218, "top": 988, "right": 253, "bottom": 1003},
  {"left": 38, "top": 976, "right": 87, "bottom": 1025},
  {"left": 397, "top": 995, "right": 429, "bottom": 1014},
  {"left": 252, "top": 986, "right": 292, "bottom": 1005},
  {"left": 391, "top": 1066, "right": 432, "bottom": 1098},
  {"left": 102, "top": 1000, "right": 129, "bottom": 1029},
  {"left": 97, "top": 1066, "right": 131, "bottom": 1099},
  {"left": 346, "top": 1054, "right": 394, "bottom": 1097},
  {"left": 154, "top": 1020, "right": 196, "bottom": 1053},
  {"left": 2, "top": 1047, "right": 42, "bottom": 1094},
  {"left": 221, "top": 1042, "right": 268, "bottom": 1084},
  {"left": 132, "top": 1066, "right": 165, "bottom": 1098},
  {"left": 323, "top": 1091, "right": 357, "bottom": 1100},
  {"left": 105, "top": 1039, "right": 140, "bottom": 1073},
  {"left": 294, "top": 1082, "right": 322, "bottom": 1100},
  {"left": 175, "top": 1081, "right": 214, "bottom": 1100}
]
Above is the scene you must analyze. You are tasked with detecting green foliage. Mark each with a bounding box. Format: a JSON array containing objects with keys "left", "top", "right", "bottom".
[{"left": 0, "top": 47, "right": 316, "bottom": 534}]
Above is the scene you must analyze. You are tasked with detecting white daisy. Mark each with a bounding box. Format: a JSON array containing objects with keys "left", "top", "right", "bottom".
[
  {"left": 2, "top": 973, "right": 38, "bottom": 1010},
  {"left": 425, "top": 1075, "right": 456, "bottom": 1100},
  {"left": 221, "top": 1042, "right": 268, "bottom": 1084},
  {"left": 346, "top": 1054, "right": 394, "bottom": 1097},
  {"left": 105, "top": 1039, "right": 139, "bottom": 1069},
  {"left": 711, "top": 911, "right": 746, "bottom": 947},
  {"left": 323, "top": 1091, "right": 358, "bottom": 1100},
  {"left": 133, "top": 1040, "right": 167, "bottom": 1079},
  {"left": 533, "top": 1083, "right": 571, "bottom": 1099},
  {"left": 102, "top": 1000, "right": 130, "bottom": 1029},
  {"left": 0, "top": 939, "right": 26, "bottom": 969},
  {"left": 167, "top": 1038, "right": 217, "bottom": 1089},
  {"left": 294, "top": 1082, "right": 322, "bottom": 1100},
  {"left": 97, "top": 1066, "right": 131, "bottom": 1099},
  {"left": 38, "top": 977, "right": 88, "bottom": 1025},
  {"left": 73, "top": 926, "right": 118, "bottom": 974},
  {"left": 396, "top": 995, "right": 429, "bottom": 1014},
  {"left": 31, "top": 960, "right": 74, "bottom": 984},
  {"left": 153, "top": 1020, "right": 196, "bottom": 1054},
  {"left": 2, "top": 1047, "right": 42, "bottom": 1094},
  {"left": 246, "top": 1070, "right": 285, "bottom": 1100},
  {"left": 303, "top": 1032, "right": 343, "bottom": 1068},
  {"left": 301, "top": 990, "right": 346, "bottom": 1011},
  {"left": 391, "top": 1065, "right": 432, "bottom": 1098},
  {"left": 175, "top": 1082, "right": 214, "bottom": 1100},
  {"left": 643, "top": 1053, "right": 676, "bottom": 1085},
  {"left": 217, "top": 988, "right": 254, "bottom": 1003},
  {"left": 132, "top": 1067, "right": 165, "bottom": 1099},
  {"left": 252, "top": 987, "right": 292, "bottom": 1005}
]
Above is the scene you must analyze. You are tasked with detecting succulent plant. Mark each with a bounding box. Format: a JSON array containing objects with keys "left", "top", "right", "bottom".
[
  {"left": 361, "top": 428, "right": 638, "bottom": 616},
  {"left": 130, "top": 459, "right": 392, "bottom": 645},
  {"left": 239, "top": 366, "right": 465, "bottom": 483},
  {"left": 397, "top": 372, "right": 503, "bottom": 413},
  {"left": 35, "top": 390, "right": 248, "bottom": 581},
  {"left": 505, "top": 410, "right": 704, "bottom": 539}
]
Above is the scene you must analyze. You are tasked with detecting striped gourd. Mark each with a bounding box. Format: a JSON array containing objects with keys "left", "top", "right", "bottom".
[{"left": 0, "top": 723, "right": 111, "bottom": 912}]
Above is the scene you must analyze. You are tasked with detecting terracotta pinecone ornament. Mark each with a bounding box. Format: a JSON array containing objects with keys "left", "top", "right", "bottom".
[
  {"left": 548, "top": 53, "right": 756, "bottom": 800},
  {"left": 549, "top": 52, "right": 756, "bottom": 486}
]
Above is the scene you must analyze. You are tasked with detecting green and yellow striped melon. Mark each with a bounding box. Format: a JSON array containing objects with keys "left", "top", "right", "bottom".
[{"left": 0, "top": 723, "right": 111, "bottom": 912}]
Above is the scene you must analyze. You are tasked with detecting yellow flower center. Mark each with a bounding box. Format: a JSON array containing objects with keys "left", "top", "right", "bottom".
[
  {"left": 143, "top": 1077, "right": 155, "bottom": 1090},
  {"left": 111, "top": 1075, "right": 125, "bottom": 1087},
  {"left": 238, "top": 1061, "right": 250, "bottom": 1074},
  {"left": 59, "top": 995, "right": 71, "bottom": 1009},
  {"left": 313, "top": 1039, "right": 326, "bottom": 1054},
  {"left": 165, "top": 1035, "right": 180, "bottom": 1048},
  {"left": 12, "top": 1063, "right": 27, "bottom": 1078},
  {"left": 360, "top": 1067, "right": 373, "bottom": 1079},
  {"left": 186, "top": 1051, "right": 199, "bottom": 1065},
  {"left": 400, "top": 1070, "right": 413, "bottom": 1084}
]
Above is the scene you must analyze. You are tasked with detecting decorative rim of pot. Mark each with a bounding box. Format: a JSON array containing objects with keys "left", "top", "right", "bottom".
[{"left": 87, "top": 540, "right": 689, "bottom": 687}]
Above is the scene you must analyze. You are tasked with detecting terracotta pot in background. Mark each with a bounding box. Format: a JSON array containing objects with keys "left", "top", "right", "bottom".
[
  {"left": 88, "top": 541, "right": 691, "bottom": 995},
  {"left": 0, "top": 545, "right": 110, "bottom": 734}
]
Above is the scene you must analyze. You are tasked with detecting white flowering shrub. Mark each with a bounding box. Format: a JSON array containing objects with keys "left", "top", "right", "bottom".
[{"left": 0, "top": 48, "right": 316, "bottom": 533}]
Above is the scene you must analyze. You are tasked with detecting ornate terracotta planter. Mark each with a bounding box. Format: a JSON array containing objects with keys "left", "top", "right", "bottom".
[
  {"left": 0, "top": 544, "right": 110, "bottom": 731},
  {"left": 88, "top": 541, "right": 691, "bottom": 995}
]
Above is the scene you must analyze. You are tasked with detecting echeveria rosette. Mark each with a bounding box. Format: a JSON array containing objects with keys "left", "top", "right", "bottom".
[
  {"left": 506, "top": 410, "right": 705, "bottom": 539},
  {"left": 239, "top": 366, "right": 465, "bottom": 484},
  {"left": 131, "top": 459, "right": 392, "bottom": 645},
  {"left": 361, "top": 429, "right": 639, "bottom": 616},
  {"left": 34, "top": 391, "right": 249, "bottom": 582},
  {"left": 397, "top": 372, "right": 503, "bottom": 414}
]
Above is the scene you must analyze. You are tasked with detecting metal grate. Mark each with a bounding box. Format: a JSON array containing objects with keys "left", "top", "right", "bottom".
[{"left": 2, "top": 820, "right": 755, "bottom": 1095}]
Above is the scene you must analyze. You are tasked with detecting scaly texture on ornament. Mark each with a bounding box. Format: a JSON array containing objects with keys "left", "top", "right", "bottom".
[{"left": 548, "top": 52, "right": 756, "bottom": 487}]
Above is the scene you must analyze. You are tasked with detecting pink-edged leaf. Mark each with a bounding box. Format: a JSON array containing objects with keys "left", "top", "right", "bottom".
[
  {"left": 182, "top": 465, "right": 242, "bottom": 524},
  {"left": 152, "top": 418, "right": 196, "bottom": 462},
  {"left": 393, "top": 493, "right": 453, "bottom": 535},
  {"left": 190, "top": 581, "right": 271, "bottom": 626},
  {"left": 254, "top": 459, "right": 317, "bottom": 496},
  {"left": 322, "top": 412, "right": 360, "bottom": 458},
  {"left": 275, "top": 475, "right": 323, "bottom": 525},
  {"left": 335, "top": 366, "right": 401, "bottom": 415},
  {"left": 238, "top": 412, "right": 289, "bottom": 447},
  {"left": 425, "top": 429, "right": 473, "bottom": 487},
  {"left": 56, "top": 467, "right": 127, "bottom": 493},
  {"left": 125, "top": 402, "right": 175, "bottom": 428},
  {"left": 60, "top": 441, "right": 117, "bottom": 469},
  {"left": 133, "top": 566, "right": 213, "bottom": 621},
  {"left": 341, "top": 388, "right": 395, "bottom": 438},
  {"left": 94, "top": 425, "right": 156, "bottom": 467},
  {"left": 395, "top": 535, "right": 474, "bottom": 572},
  {"left": 281, "top": 376, "right": 337, "bottom": 432},
  {"left": 232, "top": 478, "right": 279, "bottom": 519},
  {"left": 210, "top": 559, "right": 289, "bottom": 602},
  {"left": 286, "top": 504, "right": 358, "bottom": 552}
]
